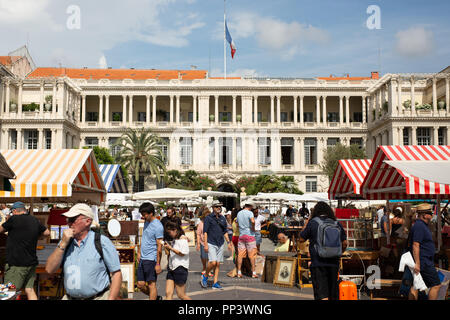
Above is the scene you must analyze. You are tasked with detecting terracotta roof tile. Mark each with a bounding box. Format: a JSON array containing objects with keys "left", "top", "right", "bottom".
[
  {"left": 0, "top": 56, "right": 22, "bottom": 66},
  {"left": 27, "top": 67, "right": 208, "bottom": 80}
]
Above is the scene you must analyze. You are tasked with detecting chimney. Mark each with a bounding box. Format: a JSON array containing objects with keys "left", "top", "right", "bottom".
[{"left": 371, "top": 71, "right": 380, "bottom": 80}]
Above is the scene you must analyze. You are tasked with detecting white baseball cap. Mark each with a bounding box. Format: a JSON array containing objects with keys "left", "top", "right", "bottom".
[{"left": 63, "top": 203, "right": 95, "bottom": 220}]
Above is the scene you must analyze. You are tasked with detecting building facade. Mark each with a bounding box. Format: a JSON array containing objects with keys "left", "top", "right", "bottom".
[{"left": 0, "top": 52, "right": 449, "bottom": 193}]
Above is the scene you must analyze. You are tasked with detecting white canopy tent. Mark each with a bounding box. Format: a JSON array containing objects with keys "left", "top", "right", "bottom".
[
  {"left": 384, "top": 160, "right": 450, "bottom": 186},
  {"left": 132, "top": 188, "right": 237, "bottom": 202}
]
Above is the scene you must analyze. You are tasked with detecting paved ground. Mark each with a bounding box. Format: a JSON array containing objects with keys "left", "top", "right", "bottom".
[{"left": 133, "top": 237, "right": 315, "bottom": 300}]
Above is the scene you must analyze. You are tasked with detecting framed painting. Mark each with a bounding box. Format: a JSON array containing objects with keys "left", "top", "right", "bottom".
[
  {"left": 120, "top": 263, "right": 135, "bottom": 293},
  {"left": 273, "top": 256, "right": 297, "bottom": 288}
]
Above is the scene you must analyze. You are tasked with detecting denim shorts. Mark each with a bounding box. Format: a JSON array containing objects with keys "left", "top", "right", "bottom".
[
  {"left": 207, "top": 243, "right": 224, "bottom": 262},
  {"left": 255, "top": 231, "right": 262, "bottom": 245},
  {"left": 200, "top": 244, "right": 208, "bottom": 260},
  {"left": 167, "top": 266, "right": 189, "bottom": 285}
]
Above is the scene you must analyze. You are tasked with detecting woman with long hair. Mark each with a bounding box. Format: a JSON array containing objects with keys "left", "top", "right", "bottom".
[{"left": 163, "top": 221, "right": 191, "bottom": 300}]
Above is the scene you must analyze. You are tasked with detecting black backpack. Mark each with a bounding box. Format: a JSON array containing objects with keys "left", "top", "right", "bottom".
[{"left": 61, "top": 230, "right": 111, "bottom": 281}]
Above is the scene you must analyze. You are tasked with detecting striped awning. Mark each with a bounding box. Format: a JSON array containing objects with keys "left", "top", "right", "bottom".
[
  {"left": 0, "top": 153, "right": 15, "bottom": 191},
  {"left": 99, "top": 164, "right": 128, "bottom": 193},
  {"left": 0, "top": 149, "right": 106, "bottom": 204},
  {"left": 328, "top": 159, "right": 372, "bottom": 199},
  {"left": 361, "top": 145, "right": 450, "bottom": 200}
]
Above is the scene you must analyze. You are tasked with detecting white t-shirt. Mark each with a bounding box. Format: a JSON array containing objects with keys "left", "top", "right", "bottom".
[
  {"left": 254, "top": 214, "right": 266, "bottom": 231},
  {"left": 168, "top": 238, "right": 190, "bottom": 270}
]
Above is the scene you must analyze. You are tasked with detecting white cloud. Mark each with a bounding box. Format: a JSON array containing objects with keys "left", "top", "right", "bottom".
[
  {"left": 215, "top": 12, "right": 330, "bottom": 60},
  {"left": 395, "top": 26, "right": 435, "bottom": 58},
  {"left": 98, "top": 54, "right": 107, "bottom": 69},
  {"left": 0, "top": 0, "right": 204, "bottom": 67}
]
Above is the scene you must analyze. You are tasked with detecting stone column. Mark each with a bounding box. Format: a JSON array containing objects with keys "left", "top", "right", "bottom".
[
  {"left": 410, "top": 76, "right": 416, "bottom": 114},
  {"left": 152, "top": 95, "right": 157, "bottom": 125},
  {"left": 192, "top": 95, "right": 197, "bottom": 125},
  {"left": 214, "top": 137, "right": 220, "bottom": 168},
  {"left": 433, "top": 126, "right": 439, "bottom": 145},
  {"left": 105, "top": 95, "right": 110, "bottom": 124},
  {"left": 81, "top": 95, "right": 86, "bottom": 124},
  {"left": 254, "top": 95, "right": 258, "bottom": 124},
  {"left": 39, "top": 81, "right": 44, "bottom": 117},
  {"left": 169, "top": 95, "right": 174, "bottom": 124},
  {"left": 0, "top": 82, "right": 4, "bottom": 117},
  {"left": 316, "top": 96, "right": 320, "bottom": 125},
  {"left": 388, "top": 78, "right": 395, "bottom": 115},
  {"left": 38, "top": 128, "right": 44, "bottom": 149},
  {"left": 446, "top": 77, "right": 449, "bottom": 116},
  {"left": 322, "top": 96, "right": 327, "bottom": 126},
  {"left": 129, "top": 95, "right": 133, "bottom": 125},
  {"left": 270, "top": 95, "right": 275, "bottom": 125},
  {"left": 122, "top": 95, "right": 127, "bottom": 125},
  {"left": 345, "top": 96, "right": 350, "bottom": 125},
  {"left": 146, "top": 95, "right": 150, "bottom": 125},
  {"left": 376, "top": 90, "right": 381, "bottom": 120},
  {"left": 232, "top": 95, "right": 237, "bottom": 125},
  {"left": 52, "top": 81, "right": 57, "bottom": 118},
  {"left": 214, "top": 95, "right": 219, "bottom": 125},
  {"left": 294, "top": 137, "right": 301, "bottom": 171},
  {"left": 299, "top": 96, "right": 304, "bottom": 126},
  {"left": 176, "top": 95, "right": 181, "bottom": 124},
  {"left": 17, "top": 129, "right": 22, "bottom": 149},
  {"left": 432, "top": 77, "right": 438, "bottom": 114},
  {"left": 339, "top": 95, "right": 344, "bottom": 125},
  {"left": 276, "top": 95, "right": 281, "bottom": 125},
  {"left": 362, "top": 96, "right": 366, "bottom": 124},
  {"left": 317, "top": 137, "right": 325, "bottom": 165},
  {"left": 5, "top": 79, "right": 10, "bottom": 114},
  {"left": 98, "top": 95, "right": 103, "bottom": 126},
  {"left": 411, "top": 126, "right": 417, "bottom": 145},
  {"left": 293, "top": 96, "right": 298, "bottom": 125},
  {"left": 271, "top": 137, "right": 278, "bottom": 171},
  {"left": 299, "top": 137, "right": 305, "bottom": 171},
  {"left": 398, "top": 126, "right": 404, "bottom": 145},
  {"left": 368, "top": 95, "right": 373, "bottom": 123},
  {"left": 17, "top": 81, "right": 23, "bottom": 118},
  {"left": 232, "top": 137, "right": 237, "bottom": 169}
]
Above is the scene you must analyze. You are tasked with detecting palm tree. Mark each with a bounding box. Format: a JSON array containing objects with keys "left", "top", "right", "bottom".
[{"left": 113, "top": 128, "right": 166, "bottom": 190}]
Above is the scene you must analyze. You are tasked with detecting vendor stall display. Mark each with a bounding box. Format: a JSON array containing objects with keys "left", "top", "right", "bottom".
[
  {"left": 99, "top": 164, "right": 128, "bottom": 194},
  {"left": 0, "top": 282, "right": 18, "bottom": 300},
  {"left": 0, "top": 152, "right": 15, "bottom": 192}
]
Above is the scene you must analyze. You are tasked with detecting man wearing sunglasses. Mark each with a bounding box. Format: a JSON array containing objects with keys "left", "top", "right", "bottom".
[{"left": 45, "top": 203, "right": 122, "bottom": 300}]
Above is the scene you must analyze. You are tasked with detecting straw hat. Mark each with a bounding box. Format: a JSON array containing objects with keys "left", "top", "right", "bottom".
[{"left": 416, "top": 203, "right": 432, "bottom": 214}]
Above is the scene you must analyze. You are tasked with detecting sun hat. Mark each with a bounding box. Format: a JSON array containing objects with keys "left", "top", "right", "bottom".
[{"left": 416, "top": 203, "right": 432, "bottom": 214}]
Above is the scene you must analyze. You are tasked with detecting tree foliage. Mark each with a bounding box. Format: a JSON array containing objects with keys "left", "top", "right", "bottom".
[
  {"left": 114, "top": 128, "right": 166, "bottom": 183},
  {"left": 163, "top": 170, "right": 216, "bottom": 190},
  {"left": 236, "top": 174, "right": 302, "bottom": 195},
  {"left": 320, "top": 142, "right": 366, "bottom": 180},
  {"left": 86, "top": 146, "right": 115, "bottom": 164}
]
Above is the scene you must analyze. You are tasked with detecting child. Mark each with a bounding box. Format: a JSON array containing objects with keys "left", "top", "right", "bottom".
[{"left": 163, "top": 221, "right": 191, "bottom": 300}]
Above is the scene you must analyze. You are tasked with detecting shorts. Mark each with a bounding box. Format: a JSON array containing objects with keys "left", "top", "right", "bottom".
[
  {"left": 232, "top": 236, "right": 239, "bottom": 247},
  {"left": 255, "top": 231, "right": 262, "bottom": 245},
  {"left": 137, "top": 260, "right": 157, "bottom": 283},
  {"left": 420, "top": 263, "right": 441, "bottom": 288},
  {"left": 207, "top": 243, "right": 224, "bottom": 262},
  {"left": 200, "top": 244, "right": 208, "bottom": 260},
  {"left": 238, "top": 235, "right": 257, "bottom": 259},
  {"left": 310, "top": 266, "right": 339, "bottom": 300},
  {"left": 167, "top": 266, "right": 189, "bottom": 285},
  {"left": 4, "top": 264, "right": 36, "bottom": 289}
]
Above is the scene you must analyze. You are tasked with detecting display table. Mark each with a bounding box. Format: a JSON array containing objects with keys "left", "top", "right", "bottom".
[{"left": 268, "top": 223, "right": 303, "bottom": 244}]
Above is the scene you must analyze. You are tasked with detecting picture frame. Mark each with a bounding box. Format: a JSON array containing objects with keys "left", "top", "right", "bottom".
[
  {"left": 273, "top": 256, "right": 296, "bottom": 288},
  {"left": 120, "top": 263, "right": 135, "bottom": 293}
]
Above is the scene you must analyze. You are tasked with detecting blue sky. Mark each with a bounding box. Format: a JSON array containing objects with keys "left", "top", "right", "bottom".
[{"left": 1, "top": 0, "right": 449, "bottom": 78}]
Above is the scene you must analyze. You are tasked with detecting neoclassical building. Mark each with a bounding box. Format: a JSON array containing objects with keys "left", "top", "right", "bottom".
[{"left": 0, "top": 48, "right": 449, "bottom": 193}]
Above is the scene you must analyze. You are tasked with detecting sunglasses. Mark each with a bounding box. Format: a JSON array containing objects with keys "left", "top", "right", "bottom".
[{"left": 67, "top": 215, "right": 81, "bottom": 224}]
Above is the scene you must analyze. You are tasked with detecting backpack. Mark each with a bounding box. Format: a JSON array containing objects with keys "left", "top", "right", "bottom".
[
  {"left": 313, "top": 217, "right": 343, "bottom": 258},
  {"left": 61, "top": 230, "right": 111, "bottom": 281}
]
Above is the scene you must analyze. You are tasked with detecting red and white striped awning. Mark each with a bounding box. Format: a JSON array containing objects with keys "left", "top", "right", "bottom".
[
  {"left": 361, "top": 145, "right": 450, "bottom": 200},
  {"left": 328, "top": 159, "right": 372, "bottom": 199}
]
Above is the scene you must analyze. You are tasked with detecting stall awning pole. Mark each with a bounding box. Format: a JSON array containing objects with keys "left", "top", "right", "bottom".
[{"left": 437, "top": 195, "right": 442, "bottom": 252}]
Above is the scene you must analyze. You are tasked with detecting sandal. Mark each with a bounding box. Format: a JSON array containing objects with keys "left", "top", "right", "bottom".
[{"left": 252, "top": 274, "right": 259, "bottom": 278}]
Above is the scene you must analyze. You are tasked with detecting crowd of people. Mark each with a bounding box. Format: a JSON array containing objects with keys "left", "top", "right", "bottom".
[{"left": 0, "top": 198, "right": 445, "bottom": 301}]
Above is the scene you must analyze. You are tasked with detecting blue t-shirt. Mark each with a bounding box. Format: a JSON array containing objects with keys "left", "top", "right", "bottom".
[
  {"left": 140, "top": 219, "right": 164, "bottom": 261},
  {"left": 203, "top": 213, "right": 228, "bottom": 247},
  {"left": 62, "top": 231, "right": 121, "bottom": 298},
  {"left": 236, "top": 209, "right": 255, "bottom": 237},
  {"left": 300, "top": 217, "right": 346, "bottom": 268},
  {"left": 410, "top": 219, "right": 435, "bottom": 266}
]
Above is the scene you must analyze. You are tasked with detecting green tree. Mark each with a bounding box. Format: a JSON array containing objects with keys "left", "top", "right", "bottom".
[
  {"left": 113, "top": 128, "right": 166, "bottom": 186},
  {"left": 236, "top": 174, "right": 302, "bottom": 195},
  {"left": 84, "top": 146, "right": 115, "bottom": 164},
  {"left": 164, "top": 170, "right": 182, "bottom": 188},
  {"left": 320, "top": 142, "right": 366, "bottom": 180}
]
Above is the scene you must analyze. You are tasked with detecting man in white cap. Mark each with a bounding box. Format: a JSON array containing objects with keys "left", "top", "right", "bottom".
[{"left": 45, "top": 203, "right": 122, "bottom": 300}]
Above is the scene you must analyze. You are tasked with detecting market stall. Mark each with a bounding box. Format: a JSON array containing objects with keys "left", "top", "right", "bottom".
[
  {"left": 328, "top": 159, "right": 372, "bottom": 200},
  {"left": 0, "top": 153, "right": 15, "bottom": 192},
  {"left": 99, "top": 164, "right": 128, "bottom": 193}
]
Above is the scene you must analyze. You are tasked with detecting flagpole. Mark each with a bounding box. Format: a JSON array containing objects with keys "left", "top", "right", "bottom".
[{"left": 224, "top": 0, "right": 226, "bottom": 80}]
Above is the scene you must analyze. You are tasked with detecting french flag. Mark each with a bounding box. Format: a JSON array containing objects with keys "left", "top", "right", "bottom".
[{"left": 225, "top": 20, "right": 236, "bottom": 59}]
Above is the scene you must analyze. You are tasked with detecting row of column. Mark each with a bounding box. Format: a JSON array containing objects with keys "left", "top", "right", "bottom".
[
  {"left": 82, "top": 94, "right": 198, "bottom": 126},
  {"left": 2, "top": 128, "right": 64, "bottom": 150},
  {"left": 0, "top": 79, "right": 76, "bottom": 119},
  {"left": 253, "top": 95, "right": 365, "bottom": 125}
]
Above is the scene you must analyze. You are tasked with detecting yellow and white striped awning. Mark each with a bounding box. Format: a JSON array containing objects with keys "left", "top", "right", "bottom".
[{"left": 0, "top": 149, "right": 106, "bottom": 203}]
